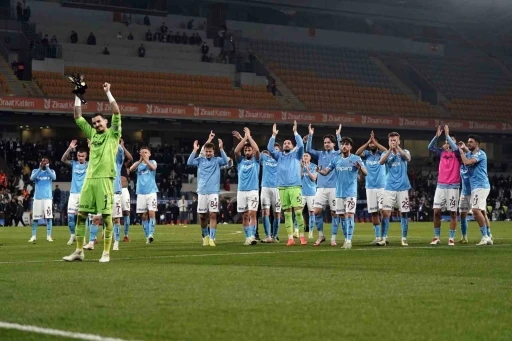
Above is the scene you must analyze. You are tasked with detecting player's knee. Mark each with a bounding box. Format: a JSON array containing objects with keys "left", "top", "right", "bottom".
[{"left": 208, "top": 212, "right": 217, "bottom": 221}]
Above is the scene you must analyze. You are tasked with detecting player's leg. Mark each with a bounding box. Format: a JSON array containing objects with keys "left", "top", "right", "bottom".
[
  {"left": 122, "top": 188, "right": 131, "bottom": 241},
  {"left": 367, "top": 189, "right": 381, "bottom": 244},
  {"left": 431, "top": 187, "right": 444, "bottom": 245},
  {"left": 279, "top": 188, "right": 294, "bottom": 245},
  {"left": 458, "top": 194, "right": 469, "bottom": 243},
  {"left": 44, "top": 200, "right": 54, "bottom": 242},
  {"left": 484, "top": 211, "right": 492, "bottom": 243},
  {"left": 99, "top": 178, "right": 114, "bottom": 262},
  {"left": 343, "top": 198, "right": 357, "bottom": 249},
  {"left": 113, "top": 194, "right": 122, "bottom": 251},
  {"left": 147, "top": 193, "right": 158, "bottom": 243},
  {"left": 447, "top": 189, "right": 459, "bottom": 246},
  {"left": 378, "top": 190, "right": 395, "bottom": 246},
  {"left": 136, "top": 194, "right": 149, "bottom": 238},
  {"left": 207, "top": 194, "right": 219, "bottom": 245},
  {"left": 260, "top": 188, "right": 272, "bottom": 241},
  {"left": 312, "top": 189, "right": 326, "bottom": 245},
  {"left": 335, "top": 198, "right": 345, "bottom": 247},
  {"left": 331, "top": 210, "right": 340, "bottom": 246},
  {"left": 287, "top": 187, "right": 305, "bottom": 245},
  {"left": 248, "top": 191, "right": 259, "bottom": 242},
  {"left": 306, "top": 196, "right": 315, "bottom": 239},
  {"left": 29, "top": 199, "right": 43, "bottom": 242},
  {"left": 85, "top": 214, "right": 100, "bottom": 250},
  {"left": 272, "top": 189, "right": 282, "bottom": 241},
  {"left": 472, "top": 189, "right": 491, "bottom": 246},
  {"left": 197, "top": 194, "right": 210, "bottom": 244},
  {"left": 63, "top": 180, "right": 97, "bottom": 261},
  {"left": 67, "top": 193, "right": 78, "bottom": 245},
  {"left": 398, "top": 191, "right": 410, "bottom": 246},
  {"left": 238, "top": 191, "right": 251, "bottom": 244}
]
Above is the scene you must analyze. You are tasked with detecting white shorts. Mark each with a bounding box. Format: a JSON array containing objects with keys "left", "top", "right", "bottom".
[
  {"left": 471, "top": 188, "right": 490, "bottom": 211},
  {"left": 198, "top": 194, "right": 219, "bottom": 213},
  {"left": 366, "top": 188, "right": 384, "bottom": 213},
  {"left": 121, "top": 188, "right": 131, "bottom": 212},
  {"left": 237, "top": 190, "right": 259, "bottom": 212},
  {"left": 335, "top": 197, "right": 357, "bottom": 215},
  {"left": 136, "top": 193, "right": 158, "bottom": 213},
  {"left": 383, "top": 190, "right": 410, "bottom": 213},
  {"left": 67, "top": 193, "right": 80, "bottom": 215},
  {"left": 33, "top": 199, "right": 53, "bottom": 220},
  {"left": 260, "top": 187, "right": 281, "bottom": 213},
  {"left": 459, "top": 194, "right": 471, "bottom": 213},
  {"left": 313, "top": 188, "right": 336, "bottom": 210},
  {"left": 113, "top": 193, "right": 122, "bottom": 218},
  {"left": 433, "top": 187, "right": 459, "bottom": 212},
  {"left": 302, "top": 195, "right": 315, "bottom": 211}
]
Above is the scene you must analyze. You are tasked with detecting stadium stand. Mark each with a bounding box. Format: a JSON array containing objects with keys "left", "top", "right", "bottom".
[
  {"left": 407, "top": 56, "right": 512, "bottom": 120},
  {"left": 0, "top": 74, "right": 11, "bottom": 94},
  {"left": 250, "top": 39, "right": 434, "bottom": 116}
]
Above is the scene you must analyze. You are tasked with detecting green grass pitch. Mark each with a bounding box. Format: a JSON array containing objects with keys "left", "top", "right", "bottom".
[{"left": 0, "top": 222, "right": 511, "bottom": 341}]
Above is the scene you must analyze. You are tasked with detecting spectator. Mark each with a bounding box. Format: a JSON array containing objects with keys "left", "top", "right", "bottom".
[
  {"left": 16, "top": 2, "right": 23, "bottom": 21},
  {"left": 195, "top": 33, "right": 202, "bottom": 45},
  {"left": 127, "top": 32, "right": 134, "bottom": 40},
  {"left": 174, "top": 31, "right": 181, "bottom": 44},
  {"left": 189, "top": 33, "right": 195, "bottom": 45},
  {"left": 187, "top": 19, "right": 194, "bottom": 30},
  {"left": 145, "top": 29, "right": 152, "bottom": 41},
  {"left": 103, "top": 47, "right": 110, "bottom": 55},
  {"left": 23, "top": 6, "right": 31, "bottom": 22},
  {"left": 42, "top": 34, "right": 49, "bottom": 45},
  {"left": 87, "top": 32, "right": 96, "bottom": 45},
  {"left": 201, "top": 42, "right": 209, "bottom": 62},
  {"left": 70, "top": 30, "right": 78, "bottom": 44},
  {"left": 166, "top": 31, "right": 173, "bottom": 43},
  {"left": 16, "top": 62, "right": 25, "bottom": 80},
  {"left": 0, "top": 170, "right": 6, "bottom": 189},
  {"left": 116, "top": 32, "right": 123, "bottom": 39},
  {"left": 138, "top": 44, "right": 146, "bottom": 57},
  {"left": 153, "top": 31, "right": 161, "bottom": 42},
  {"left": 122, "top": 13, "right": 131, "bottom": 26},
  {"left": 50, "top": 35, "right": 58, "bottom": 45},
  {"left": 144, "top": 15, "right": 150, "bottom": 26},
  {"left": 191, "top": 196, "right": 198, "bottom": 224},
  {"left": 181, "top": 32, "right": 188, "bottom": 44},
  {"left": 15, "top": 199, "right": 25, "bottom": 226},
  {"left": 53, "top": 185, "right": 61, "bottom": 206},
  {"left": 178, "top": 195, "right": 188, "bottom": 225},
  {"left": 160, "top": 22, "right": 168, "bottom": 34}
]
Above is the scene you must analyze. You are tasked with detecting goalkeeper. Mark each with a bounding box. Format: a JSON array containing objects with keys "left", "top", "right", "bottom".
[{"left": 63, "top": 82, "right": 121, "bottom": 263}]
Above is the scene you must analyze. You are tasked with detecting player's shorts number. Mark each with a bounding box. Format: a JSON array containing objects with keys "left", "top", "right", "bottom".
[
  {"left": 347, "top": 199, "right": 355, "bottom": 211},
  {"left": 472, "top": 195, "right": 479, "bottom": 206},
  {"left": 103, "top": 195, "right": 108, "bottom": 210},
  {"left": 210, "top": 199, "right": 218, "bottom": 210},
  {"left": 401, "top": 198, "right": 409, "bottom": 210},
  {"left": 296, "top": 195, "right": 301, "bottom": 204}
]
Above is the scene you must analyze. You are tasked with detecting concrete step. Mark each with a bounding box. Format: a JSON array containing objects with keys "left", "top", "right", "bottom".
[{"left": 370, "top": 56, "right": 418, "bottom": 101}]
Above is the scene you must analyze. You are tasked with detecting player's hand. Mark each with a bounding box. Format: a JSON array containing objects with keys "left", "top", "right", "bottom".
[
  {"left": 87, "top": 139, "right": 91, "bottom": 148},
  {"left": 444, "top": 125, "right": 449, "bottom": 137},
  {"left": 308, "top": 124, "right": 314, "bottom": 135},
  {"left": 120, "top": 138, "right": 124, "bottom": 147},
  {"left": 354, "top": 161, "right": 361, "bottom": 170},
  {"left": 218, "top": 139, "right": 224, "bottom": 149},
  {"left": 316, "top": 165, "right": 322, "bottom": 172},
  {"left": 369, "top": 131, "right": 375, "bottom": 144},
  {"left": 436, "top": 126, "right": 442, "bottom": 137},
  {"left": 207, "top": 130, "right": 215, "bottom": 143},
  {"left": 303, "top": 136, "right": 308, "bottom": 143},
  {"left": 292, "top": 120, "right": 297, "bottom": 133},
  {"left": 336, "top": 124, "right": 342, "bottom": 135},
  {"left": 103, "top": 82, "right": 111, "bottom": 93},
  {"left": 139, "top": 152, "right": 144, "bottom": 161},
  {"left": 243, "top": 127, "right": 251, "bottom": 138},
  {"left": 232, "top": 130, "right": 242, "bottom": 141},
  {"left": 272, "top": 124, "right": 279, "bottom": 136},
  {"left": 69, "top": 139, "right": 77, "bottom": 149},
  {"left": 193, "top": 140, "right": 200, "bottom": 151}
]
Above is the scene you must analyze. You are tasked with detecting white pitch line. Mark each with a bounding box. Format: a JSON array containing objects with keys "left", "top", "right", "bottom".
[
  {"left": 0, "top": 321, "right": 141, "bottom": 341},
  {"left": 0, "top": 243, "right": 510, "bottom": 265}
]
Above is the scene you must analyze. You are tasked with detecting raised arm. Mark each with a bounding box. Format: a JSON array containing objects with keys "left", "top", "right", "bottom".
[
  {"left": 187, "top": 140, "right": 201, "bottom": 167},
  {"left": 379, "top": 151, "right": 392, "bottom": 165},
  {"left": 306, "top": 124, "right": 320, "bottom": 158},
  {"left": 355, "top": 158, "right": 367, "bottom": 176},
  {"left": 293, "top": 121, "right": 304, "bottom": 159},
  {"left": 120, "top": 139, "right": 133, "bottom": 162},
  {"left": 48, "top": 168, "right": 57, "bottom": 180},
  {"left": 356, "top": 139, "right": 370, "bottom": 156},
  {"left": 428, "top": 126, "right": 443, "bottom": 155},
  {"left": 305, "top": 163, "right": 317, "bottom": 181},
  {"left": 218, "top": 139, "right": 228, "bottom": 166},
  {"left": 104, "top": 83, "right": 121, "bottom": 139},
  {"left": 61, "top": 140, "right": 77, "bottom": 166},
  {"left": 30, "top": 168, "right": 41, "bottom": 181},
  {"left": 234, "top": 136, "right": 247, "bottom": 162},
  {"left": 267, "top": 124, "right": 279, "bottom": 159},
  {"left": 336, "top": 124, "right": 342, "bottom": 151},
  {"left": 244, "top": 127, "right": 260, "bottom": 160},
  {"left": 200, "top": 130, "right": 215, "bottom": 156},
  {"left": 396, "top": 146, "right": 411, "bottom": 162},
  {"left": 371, "top": 131, "right": 387, "bottom": 152}
]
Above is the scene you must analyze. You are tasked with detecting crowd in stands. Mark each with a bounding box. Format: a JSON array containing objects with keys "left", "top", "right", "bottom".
[{"left": 15, "top": 1, "right": 31, "bottom": 22}]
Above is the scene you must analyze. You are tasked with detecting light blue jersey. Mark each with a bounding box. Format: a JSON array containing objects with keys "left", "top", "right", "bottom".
[
  {"left": 135, "top": 160, "right": 158, "bottom": 195},
  {"left": 187, "top": 150, "right": 228, "bottom": 194},
  {"left": 306, "top": 135, "right": 338, "bottom": 188},
  {"left": 114, "top": 145, "right": 124, "bottom": 194},
  {"left": 238, "top": 157, "right": 260, "bottom": 191},
  {"left": 327, "top": 154, "right": 365, "bottom": 198},
  {"left": 260, "top": 154, "right": 277, "bottom": 188},
  {"left": 70, "top": 161, "right": 88, "bottom": 194},
  {"left": 302, "top": 163, "right": 317, "bottom": 196},
  {"left": 30, "top": 167, "right": 56, "bottom": 200},
  {"left": 267, "top": 134, "right": 304, "bottom": 187},
  {"left": 466, "top": 150, "right": 490, "bottom": 191},
  {"left": 382, "top": 150, "right": 411, "bottom": 192},
  {"left": 460, "top": 165, "right": 471, "bottom": 196},
  {"left": 361, "top": 150, "right": 386, "bottom": 189}
]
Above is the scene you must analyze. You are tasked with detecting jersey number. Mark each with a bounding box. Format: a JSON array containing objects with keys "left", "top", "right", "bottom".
[
  {"left": 401, "top": 198, "right": 410, "bottom": 210},
  {"left": 472, "top": 195, "right": 479, "bottom": 206},
  {"left": 103, "top": 195, "right": 108, "bottom": 210}
]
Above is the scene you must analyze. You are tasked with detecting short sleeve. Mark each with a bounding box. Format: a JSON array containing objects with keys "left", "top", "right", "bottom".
[{"left": 471, "top": 151, "right": 486, "bottom": 163}]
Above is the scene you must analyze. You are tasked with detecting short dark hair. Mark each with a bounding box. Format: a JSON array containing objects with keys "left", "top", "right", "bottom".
[
  {"left": 468, "top": 134, "right": 481, "bottom": 144},
  {"left": 244, "top": 142, "right": 251, "bottom": 148},
  {"left": 340, "top": 137, "right": 354, "bottom": 146},
  {"left": 39, "top": 156, "right": 49, "bottom": 162},
  {"left": 77, "top": 148, "right": 88, "bottom": 154},
  {"left": 92, "top": 113, "right": 105, "bottom": 119},
  {"left": 388, "top": 132, "right": 400, "bottom": 138},
  {"left": 323, "top": 134, "right": 336, "bottom": 144},
  {"left": 140, "top": 146, "right": 151, "bottom": 152},
  {"left": 204, "top": 142, "right": 215, "bottom": 150},
  {"left": 274, "top": 142, "right": 281, "bottom": 148}
]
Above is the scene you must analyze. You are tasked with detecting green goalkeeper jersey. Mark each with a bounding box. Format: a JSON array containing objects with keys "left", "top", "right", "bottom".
[{"left": 75, "top": 114, "right": 121, "bottom": 179}]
